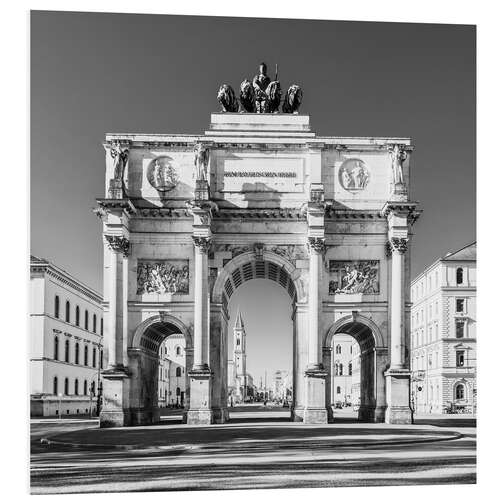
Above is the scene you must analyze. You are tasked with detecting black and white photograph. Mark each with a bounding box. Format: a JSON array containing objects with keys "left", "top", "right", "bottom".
[{"left": 5, "top": 1, "right": 497, "bottom": 497}]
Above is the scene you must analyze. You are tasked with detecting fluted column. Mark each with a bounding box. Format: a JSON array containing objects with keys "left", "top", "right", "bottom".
[
  {"left": 307, "top": 237, "right": 324, "bottom": 369},
  {"left": 192, "top": 236, "right": 211, "bottom": 370},
  {"left": 389, "top": 237, "right": 407, "bottom": 369}
]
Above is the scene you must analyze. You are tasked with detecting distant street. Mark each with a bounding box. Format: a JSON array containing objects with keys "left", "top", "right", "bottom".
[{"left": 30, "top": 405, "right": 476, "bottom": 493}]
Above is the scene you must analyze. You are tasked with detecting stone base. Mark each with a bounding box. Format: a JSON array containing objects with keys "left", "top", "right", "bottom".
[
  {"left": 303, "top": 408, "right": 328, "bottom": 424},
  {"left": 386, "top": 406, "right": 412, "bottom": 424},
  {"left": 291, "top": 406, "right": 304, "bottom": 422},
  {"left": 358, "top": 405, "right": 387, "bottom": 423},
  {"left": 100, "top": 409, "right": 131, "bottom": 428},
  {"left": 212, "top": 407, "right": 229, "bottom": 424},
  {"left": 186, "top": 409, "right": 213, "bottom": 425}
]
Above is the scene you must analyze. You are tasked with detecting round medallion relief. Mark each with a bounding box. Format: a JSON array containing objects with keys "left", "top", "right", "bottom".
[
  {"left": 339, "top": 158, "right": 370, "bottom": 191},
  {"left": 147, "top": 156, "right": 179, "bottom": 192}
]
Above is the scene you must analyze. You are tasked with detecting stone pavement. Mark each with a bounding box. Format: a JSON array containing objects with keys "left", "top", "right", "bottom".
[{"left": 31, "top": 411, "right": 476, "bottom": 493}]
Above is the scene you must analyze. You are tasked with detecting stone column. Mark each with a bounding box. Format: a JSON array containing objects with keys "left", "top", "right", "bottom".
[
  {"left": 100, "top": 235, "right": 131, "bottom": 428},
  {"left": 303, "top": 236, "right": 328, "bottom": 424},
  {"left": 323, "top": 347, "right": 334, "bottom": 422},
  {"left": 187, "top": 235, "right": 213, "bottom": 425},
  {"left": 385, "top": 236, "right": 411, "bottom": 424}
]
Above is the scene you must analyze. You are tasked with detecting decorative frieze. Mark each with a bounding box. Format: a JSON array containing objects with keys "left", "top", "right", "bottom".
[
  {"left": 105, "top": 235, "right": 130, "bottom": 256},
  {"left": 136, "top": 260, "right": 189, "bottom": 295},
  {"left": 328, "top": 260, "right": 380, "bottom": 295}
]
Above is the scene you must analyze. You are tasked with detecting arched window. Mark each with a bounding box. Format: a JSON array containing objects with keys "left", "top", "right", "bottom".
[
  {"left": 75, "top": 306, "right": 80, "bottom": 326},
  {"left": 84, "top": 310, "right": 89, "bottom": 330},
  {"left": 92, "top": 348, "right": 96, "bottom": 368},
  {"left": 84, "top": 345, "right": 88, "bottom": 366},
  {"left": 75, "top": 343, "right": 80, "bottom": 365},
  {"left": 348, "top": 362, "right": 352, "bottom": 376},
  {"left": 336, "top": 345, "right": 341, "bottom": 354},
  {"left": 74, "top": 379, "right": 79, "bottom": 395},
  {"left": 83, "top": 380, "right": 88, "bottom": 396},
  {"left": 65, "top": 300, "right": 70, "bottom": 322},
  {"left": 53, "top": 377, "right": 58, "bottom": 395},
  {"left": 93, "top": 314, "right": 97, "bottom": 333},
  {"left": 455, "top": 384, "right": 465, "bottom": 400},
  {"left": 176, "top": 367, "right": 182, "bottom": 377},
  {"left": 54, "top": 295, "right": 60, "bottom": 318},
  {"left": 456, "top": 268, "right": 464, "bottom": 285},
  {"left": 176, "top": 346, "right": 181, "bottom": 356},
  {"left": 64, "top": 340, "right": 70, "bottom": 362},
  {"left": 100, "top": 318, "right": 103, "bottom": 335},
  {"left": 336, "top": 386, "right": 341, "bottom": 394},
  {"left": 339, "top": 363, "right": 343, "bottom": 376},
  {"left": 64, "top": 377, "right": 69, "bottom": 395},
  {"left": 54, "top": 336, "right": 59, "bottom": 360}
]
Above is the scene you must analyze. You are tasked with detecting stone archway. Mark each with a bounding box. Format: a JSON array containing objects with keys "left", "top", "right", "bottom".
[
  {"left": 125, "top": 314, "right": 193, "bottom": 426},
  {"left": 323, "top": 313, "right": 388, "bottom": 422},
  {"left": 210, "top": 250, "right": 305, "bottom": 423}
]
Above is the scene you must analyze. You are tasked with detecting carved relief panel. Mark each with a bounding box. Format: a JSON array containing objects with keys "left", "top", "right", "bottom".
[
  {"left": 136, "top": 260, "right": 189, "bottom": 295},
  {"left": 328, "top": 260, "right": 380, "bottom": 295}
]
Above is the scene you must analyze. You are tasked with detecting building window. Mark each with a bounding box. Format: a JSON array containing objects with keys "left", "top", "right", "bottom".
[
  {"left": 75, "top": 306, "right": 80, "bottom": 326},
  {"left": 100, "top": 318, "right": 103, "bottom": 336},
  {"left": 176, "top": 387, "right": 181, "bottom": 396},
  {"left": 336, "top": 345, "right": 341, "bottom": 354},
  {"left": 336, "top": 386, "right": 341, "bottom": 394},
  {"left": 455, "top": 384, "right": 465, "bottom": 400},
  {"left": 74, "top": 379, "right": 79, "bottom": 395},
  {"left": 54, "top": 295, "right": 60, "bottom": 318},
  {"left": 85, "top": 310, "right": 89, "bottom": 330},
  {"left": 92, "top": 348, "right": 96, "bottom": 368},
  {"left": 93, "top": 314, "right": 97, "bottom": 333},
  {"left": 456, "top": 268, "right": 464, "bottom": 285},
  {"left": 456, "top": 298, "right": 465, "bottom": 313},
  {"left": 65, "top": 300, "right": 70, "bottom": 322},
  {"left": 53, "top": 377, "right": 58, "bottom": 395},
  {"left": 176, "top": 367, "right": 182, "bottom": 377},
  {"left": 456, "top": 320, "right": 465, "bottom": 338},
  {"left": 83, "top": 380, "right": 88, "bottom": 396},
  {"left": 65, "top": 340, "right": 70, "bottom": 362},
  {"left": 456, "top": 350, "right": 465, "bottom": 367},
  {"left": 64, "top": 377, "right": 69, "bottom": 395},
  {"left": 348, "top": 362, "right": 352, "bottom": 376},
  {"left": 176, "top": 346, "right": 181, "bottom": 356},
  {"left": 100, "top": 349, "right": 103, "bottom": 369},
  {"left": 84, "top": 345, "right": 88, "bottom": 366},
  {"left": 236, "top": 338, "right": 240, "bottom": 346},
  {"left": 54, "top": 336, "right": 59, "bottom": 360},
  {"left": 91, "top": 381, "right": 96, "bottom": 396},
  {"left": 75, "top": 343, "right": 80, "bottom": 365}
]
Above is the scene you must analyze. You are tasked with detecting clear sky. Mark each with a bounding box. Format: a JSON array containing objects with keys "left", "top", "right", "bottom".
[{"left": 31, "top": 12, "right": 475, "bottom": 381}]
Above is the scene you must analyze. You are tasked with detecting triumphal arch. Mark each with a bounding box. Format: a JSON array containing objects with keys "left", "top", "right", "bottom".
[{"left": 95, "top": 68, "right": 419, "bottom": 427}]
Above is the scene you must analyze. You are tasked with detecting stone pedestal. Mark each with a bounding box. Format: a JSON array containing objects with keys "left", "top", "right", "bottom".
[
  {"left": 186, "top": 369, "right": 213, "bottom": 425},
  {"left": 303, "top": 369, "right": 328, "bottom": 424},
  {"left": 385, "top": 369, "right": 412, "bottom": 424},
  {"left": 99, "top": 369, "right": 131, "bottom": 428}
]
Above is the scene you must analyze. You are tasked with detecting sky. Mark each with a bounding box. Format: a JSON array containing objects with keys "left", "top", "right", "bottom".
[{"left": 31, "top": 11, "right": 475, "bottom": 382}]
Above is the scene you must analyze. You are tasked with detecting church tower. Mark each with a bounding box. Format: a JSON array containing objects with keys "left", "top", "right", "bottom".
[{"left": 233, "top": 309, "right": 247, "bottom": 399}]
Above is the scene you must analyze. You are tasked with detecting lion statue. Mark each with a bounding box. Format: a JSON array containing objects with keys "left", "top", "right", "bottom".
[
  {"left": 239, "top": 79, "right": 256, "bottom": 112},
  {"left": 266, "top": 80, "right": 282, "bottom": 113},
  {"left": 217, "top": 84, "right": 239, "bottom": 112},
  {"left": 282, "top": 84, "right": 303, "bottom": 114}
]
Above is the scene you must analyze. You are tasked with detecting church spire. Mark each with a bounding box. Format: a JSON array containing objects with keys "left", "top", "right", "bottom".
[{"left": 235, "top": 308, "right": 244, "bottom": 330}]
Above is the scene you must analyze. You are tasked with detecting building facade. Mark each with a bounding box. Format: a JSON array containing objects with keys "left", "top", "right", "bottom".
[
  {"left": 331, "top": 334, "right": 360, "bottom": 406},
  {"left": 158, "top": 334, "right": 186, "bottom": 407},
  {"left": 273, "top": 370, "right": 293, "bottom": 403},
  {"left": 30, "top": 256, "right": 103, "bottom": 417},
  {"left": 410, "top": 242, "right": 476, "bottom": 414},
  {"left": 95, "top": 71, "right": 420, "bottom": 427}
]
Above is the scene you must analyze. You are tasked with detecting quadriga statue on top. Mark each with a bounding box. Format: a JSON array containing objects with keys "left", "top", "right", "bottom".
[{"left": 217, "top": 62, "right": 303, "bottom": 114}]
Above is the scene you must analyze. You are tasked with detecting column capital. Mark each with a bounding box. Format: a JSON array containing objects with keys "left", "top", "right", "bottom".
[
  {"left": 307, "top": 237, "right": 325, "bottom": 255},
  {"left": 105, "top": 235, "right": 130, "bottom": 256},
  {"left": 388, "top": 237, "right": 408, "bottom": 254},
  {"left": 193, "top": 235, "right": 212, "bottom": 253}
]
